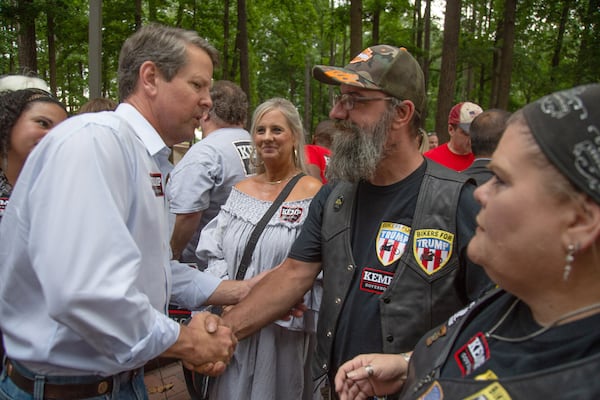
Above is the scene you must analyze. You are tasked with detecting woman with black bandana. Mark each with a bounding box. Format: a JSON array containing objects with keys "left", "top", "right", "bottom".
[{"left": 334, "top": 84, "right": 600, "bottom": 399}]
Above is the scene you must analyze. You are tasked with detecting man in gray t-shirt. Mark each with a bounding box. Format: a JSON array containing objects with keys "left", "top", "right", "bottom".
[{"left": 167, "top": 80, "right": 252, "bottom": 267}]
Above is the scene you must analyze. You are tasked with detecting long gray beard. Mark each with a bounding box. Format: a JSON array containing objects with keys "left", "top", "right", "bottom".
[{"left": 326, "top": 112, "right": 393, "bottom": 183}]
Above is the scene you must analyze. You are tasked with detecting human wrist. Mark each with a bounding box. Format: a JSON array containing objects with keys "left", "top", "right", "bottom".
[{"left": 162, "top": 323, "right": 192, "bottom": 359}]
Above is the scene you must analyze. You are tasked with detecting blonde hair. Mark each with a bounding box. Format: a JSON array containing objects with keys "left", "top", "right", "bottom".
[{"left": 250, "top": 98, "right": 307, "bottom": 174}]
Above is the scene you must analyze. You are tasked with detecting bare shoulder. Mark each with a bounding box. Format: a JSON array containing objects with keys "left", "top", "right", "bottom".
[
  {"left": 234, "top": 175, "right": 261, "bottom": 194},
  {"left": 293, "top": 175, "right": 322, "bottom": 199}
]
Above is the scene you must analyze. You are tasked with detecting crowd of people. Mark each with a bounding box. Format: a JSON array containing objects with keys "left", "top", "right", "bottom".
[{"left": 0, "top": 22, "right": 598, "bottom": 400}]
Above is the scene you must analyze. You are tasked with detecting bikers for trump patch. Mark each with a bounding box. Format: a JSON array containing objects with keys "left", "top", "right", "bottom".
[
  {"left": 376, "top": 222, "right": 411, "bottom": 266},
  {"left": 413, "top": 229, "right": 454, "bottom": 275}
]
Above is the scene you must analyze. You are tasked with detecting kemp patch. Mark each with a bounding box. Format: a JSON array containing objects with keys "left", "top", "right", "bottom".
[
  {"left": 376, "top": 222, "right": 411, "bottom": 266},
  {"left": 149, "top": 173, "right": 164, "bottom": 197},
  {"left": 280, "top": 206, "right": 304, "bottom": 223},
  {"left": 454, "top": 332, "right": 490, "bottom": 377},
  {"left": 463, "top": 382, "right": 512, "bottom": 400},
  {"left": 413, "top": 229, "right": 454, "bottom": 275},
  {"left": 360, "top": 267, "right": 394, "bottom": 295}
]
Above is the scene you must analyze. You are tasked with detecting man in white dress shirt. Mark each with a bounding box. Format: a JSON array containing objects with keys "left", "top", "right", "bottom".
[{"left": 0, "top": 24, "right": 243, "bottom": 400}]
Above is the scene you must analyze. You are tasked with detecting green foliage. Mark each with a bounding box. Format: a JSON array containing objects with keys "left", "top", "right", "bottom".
[{"left": 1, "top": 0, "right": 598, "bottom": 123}]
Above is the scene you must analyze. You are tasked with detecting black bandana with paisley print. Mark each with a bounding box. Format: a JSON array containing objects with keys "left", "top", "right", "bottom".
[{"left": 523, "top": 84, "right": 600, "bottom": 204}]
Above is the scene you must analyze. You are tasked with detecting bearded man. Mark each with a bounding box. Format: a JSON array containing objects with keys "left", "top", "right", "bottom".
[{"left": 219, "top": 45, "right": 491, "bottom": 399}]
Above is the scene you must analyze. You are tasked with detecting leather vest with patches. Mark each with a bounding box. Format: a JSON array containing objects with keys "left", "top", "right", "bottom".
[
  {"left": 313, "top": 160, "right": 471, "bottom": 379},
  {"left": 400, "top": 289, "right": 600, "bottom": 399}
]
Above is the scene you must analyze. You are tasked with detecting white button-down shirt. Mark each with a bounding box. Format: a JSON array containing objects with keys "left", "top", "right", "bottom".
[{"left": 0, "top": 103, "right": 220, "bottom": 376}]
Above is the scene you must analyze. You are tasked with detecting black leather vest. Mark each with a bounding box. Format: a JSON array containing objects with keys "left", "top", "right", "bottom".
[
  {"left": 401, "top": 289, "right": 600, "bottom": 399},
  {"left": 313, "top": 160, "right": 471, "bottom": 380}
]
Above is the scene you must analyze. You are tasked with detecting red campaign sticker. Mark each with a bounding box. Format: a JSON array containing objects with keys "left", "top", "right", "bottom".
[
  {"left": 0, "top": 197, "right": 8, "bottom": 214},
  {"left": 149, "top": 173, "right": 164, "bottom": 197},
  {"left": 280, "top": 206, "right": 304, "bottom": 223},
  {"left": 359, "top": 267, "right": 394, "bottom": 295},
  {"left": 453, "top": 332, "right": 490, "bottom": 377}
]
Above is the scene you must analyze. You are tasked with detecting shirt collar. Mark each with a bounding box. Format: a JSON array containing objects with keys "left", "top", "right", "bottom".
[
  {"left": 115, "top": 103, "right": 173, "bottom": 177},
  {"left": 115, "top": 103, "right": 168, "bottom": 158}
]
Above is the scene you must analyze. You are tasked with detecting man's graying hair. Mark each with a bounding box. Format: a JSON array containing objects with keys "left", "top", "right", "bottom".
[
  {"left": 209, "top": 80, "right": 248, "bottom": 127},
  {"left": 118, "top": 23, "right": 219, "bottom": 101}
]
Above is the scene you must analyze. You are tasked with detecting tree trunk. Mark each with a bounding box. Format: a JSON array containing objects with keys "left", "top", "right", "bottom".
[
  {"left": 422, "top": 0, "right": 432, "bottom": 122},
  {"left": 17, "top": 0, "right": 38, "bottom": 75},
  {"left": 149, "top": 0, "right": 157, "bottom": 22},
  {"left": 46, "top": 4, "right": 57, "bottom": 95},
  {"left": 236, "top": 0, "right": 250, "bottom": 119},
  {"left": 414, "top": 0, "right": 422, "bottom": 49},
  {"left": 304, "top": 55, "right": 311, "bottom": 131},
  {"left": 574, "top": 0, "right": 599, "bottom": 85},
  {"left": 371, "top": 0, "right": 381, "bottom": 45},
  {"left": 463, "top": 2, "right": 476, "bottom": 98},
  {"left": 490, "top": 9, "right": 503, "bottom": 108},
  {"left": 135, "top": 0, "right": 142, "bottom": 30},
  {"left": 435, "top": 0, "right": 461, "bottom": 142},
  {"left": 350, "top": 0, "right": 362, "bottom": 56},
  {"left": 496, "top": 0, "right": 517, "bottom": 109},
  {"left": 222, "top": 0, "right": 231, "bottom": 80},
  {"left": 550, "top": 0, "right": 571, "bottom": 83},
  {"left": 176, "top": 0, "right": 183, "bottom": 27}
]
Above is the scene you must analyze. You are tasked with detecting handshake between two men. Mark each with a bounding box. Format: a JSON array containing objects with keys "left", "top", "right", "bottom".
[{"left": 164, "top": 298, "right": 308, "bottom": 376}]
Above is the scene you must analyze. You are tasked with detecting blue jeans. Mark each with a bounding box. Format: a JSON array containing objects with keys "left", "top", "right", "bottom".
[{"left": 0, "top": 359, "right": 148, "bottom": 400}]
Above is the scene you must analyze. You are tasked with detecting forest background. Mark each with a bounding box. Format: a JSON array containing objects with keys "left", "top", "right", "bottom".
[{"left": 1, "top": 0, "right": 598, "bottom": 143}]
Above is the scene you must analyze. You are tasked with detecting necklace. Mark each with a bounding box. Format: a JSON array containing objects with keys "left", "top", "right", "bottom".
[
  {"left": 264, "top": 173, "right": 296, "bottom": 185},
  {"left": 486, "top": 298, "right": 600, "bottom": 343}
]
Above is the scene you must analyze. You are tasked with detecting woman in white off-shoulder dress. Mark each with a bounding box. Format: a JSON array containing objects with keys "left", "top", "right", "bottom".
[{"left": 197, "top": 97, "right": 323, "bottom": 400}]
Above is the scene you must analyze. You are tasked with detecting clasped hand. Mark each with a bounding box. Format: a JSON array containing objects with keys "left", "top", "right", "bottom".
[
  {"left": 177, "top": 312, "right": 237, "bottom": 376},
  {"left": 334, "top": 353, "right": 409, "bottom": 400}
]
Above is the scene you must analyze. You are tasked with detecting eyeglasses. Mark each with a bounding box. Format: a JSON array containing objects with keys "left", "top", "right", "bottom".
[{"left": 333, "top": 93, "right": 394, "bottom": 111}]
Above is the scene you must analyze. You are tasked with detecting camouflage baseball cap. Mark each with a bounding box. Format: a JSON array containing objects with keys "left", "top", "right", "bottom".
[{"left": 312, "top": 45, "right": 426, "bottom": 114}]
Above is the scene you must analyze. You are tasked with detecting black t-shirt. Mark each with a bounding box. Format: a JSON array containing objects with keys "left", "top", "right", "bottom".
[
  {"left": 331, "top": 164, "right": 424, "bottom": 370},
  {"left": 442, "top": 292, "right": 600, "bottom": 379},
  {"left": 290, "top": 161, "right": 485, "bottom": 372}
]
